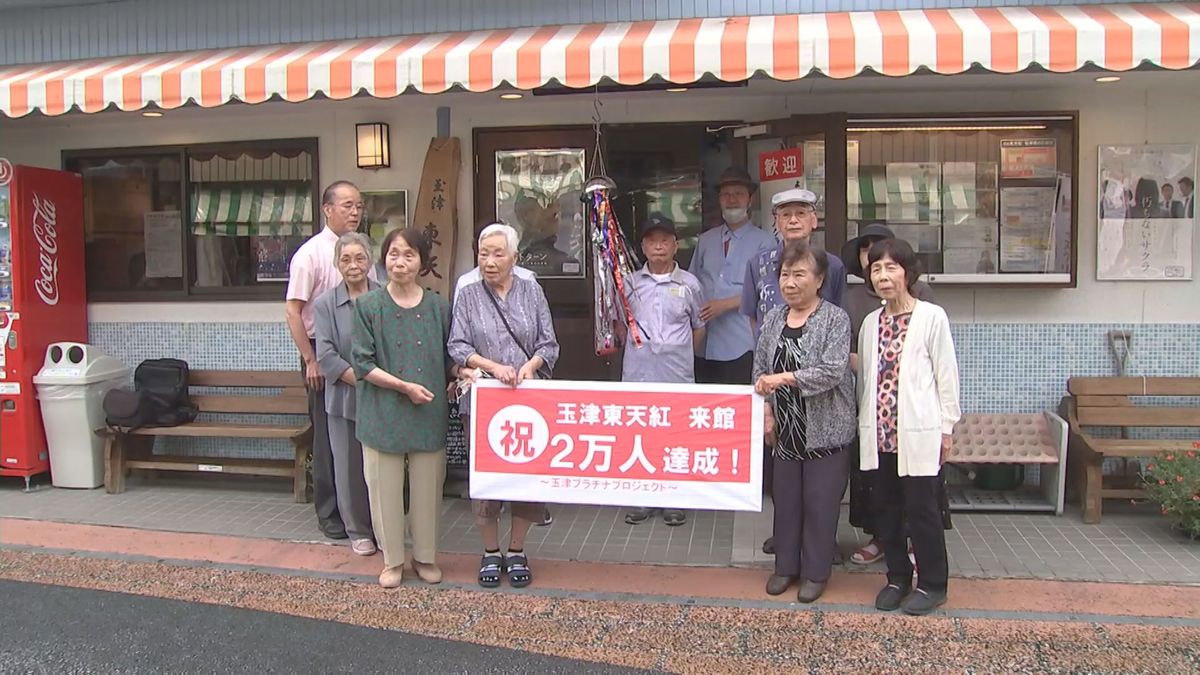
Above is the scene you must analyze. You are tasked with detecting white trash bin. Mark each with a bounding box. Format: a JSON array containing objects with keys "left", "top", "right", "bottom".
[{"left": 33, "top": 343, "right": 130, "bottom": 489}]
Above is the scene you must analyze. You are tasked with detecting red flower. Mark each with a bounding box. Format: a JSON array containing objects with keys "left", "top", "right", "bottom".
[
  {"left": 1161, "top": 508, "right": 1170, "bottom": 515},
  {"left": 1147, "top": 464, "right": 1156, "bottom": 471},
  {"left": 1166, "top": 454, "right": 1175, "bottom": 461},
  {"left": 1159, "top": 480, "right": 1167, "bottom": 485},
  {"left": 1178, "top": 476, "right": 1185, "bottom": 483},
  {"left": 1187, "top": 451, "right": 1196, "bottom": 458},
  {"left": 1193, "top": 495, "right": 1200, "bottom": 502}
]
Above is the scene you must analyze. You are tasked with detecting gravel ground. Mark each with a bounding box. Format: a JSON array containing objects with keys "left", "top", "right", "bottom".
[{"left": 1, "top": 550, "right": 1197, "bottom": 674}]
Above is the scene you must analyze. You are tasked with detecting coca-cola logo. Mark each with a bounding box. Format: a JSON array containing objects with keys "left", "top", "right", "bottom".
[
  {"left": 0, "top": 159, "right": 12, "bottom": 186},
  {"left": 31, "top": 194, "right": 60, "bottom": 306}
]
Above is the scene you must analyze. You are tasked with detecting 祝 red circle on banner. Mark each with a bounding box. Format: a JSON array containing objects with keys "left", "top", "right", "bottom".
[
  {"left": 485, "top": 404, "right": 550, "bottom": 464},
  {"left": 0, "top": 159, "right": 12, "bottom": 186}
]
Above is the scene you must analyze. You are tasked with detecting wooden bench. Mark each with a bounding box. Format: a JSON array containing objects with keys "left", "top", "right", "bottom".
[
  {"left": 101, "top": 370, "right": 313, "bottom": 502},
  {"left": 1060, "top": 376, "right": 1200, "bottom": 523},
  {"left": 946, "top": 412, "right": 1069, "bottom": 514}
]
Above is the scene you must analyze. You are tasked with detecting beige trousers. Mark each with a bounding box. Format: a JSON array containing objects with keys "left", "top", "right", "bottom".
[{"left": 362, "top": 446, "right": 446, "bottom": 569}]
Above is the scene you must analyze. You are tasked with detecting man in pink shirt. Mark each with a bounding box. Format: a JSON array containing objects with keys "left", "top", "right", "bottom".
[{"left": 286, "top": 180, "right": 365, "bottom": 539}]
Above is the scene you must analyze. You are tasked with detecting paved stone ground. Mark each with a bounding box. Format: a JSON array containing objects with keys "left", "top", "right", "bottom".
[
  {"left": 3, "top": 475, "right": 1199, "bottom": 585},
  {"left": 1, "top": 549, "right": 1197, "bottom": 674}
]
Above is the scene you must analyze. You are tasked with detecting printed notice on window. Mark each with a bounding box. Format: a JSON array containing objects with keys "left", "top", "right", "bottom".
[
  {"left": 144, "top": 210, "right": 183, "bottom": 278},
  {"left": 999, "top": 187, "right": 1055, "bottom": 273}
]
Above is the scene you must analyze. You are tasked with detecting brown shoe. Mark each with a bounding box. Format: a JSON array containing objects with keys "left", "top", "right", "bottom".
[
  {"left": 378, "top": 566, "right": 404, "bottom": 589},
  {"left": 797, "top": 579, "right": 827, "bottom": 603},
  {"left": 413, "top": 561, "right": 443, "bottom": 585},
  {"left": 765, "top": 574, "right": 797, "bottom": 596}
]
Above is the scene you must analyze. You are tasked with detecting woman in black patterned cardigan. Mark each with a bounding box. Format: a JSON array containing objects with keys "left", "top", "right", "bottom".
[{"left": 752, "top": 240, "right": 856, "bottom": 604}]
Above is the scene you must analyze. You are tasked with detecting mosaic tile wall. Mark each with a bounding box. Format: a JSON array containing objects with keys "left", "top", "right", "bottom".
[{"left": 87, "top": 321, "right": 1200, "bottom": 460}]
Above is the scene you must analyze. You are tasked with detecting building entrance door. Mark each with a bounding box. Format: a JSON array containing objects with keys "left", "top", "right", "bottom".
[{"left": 473, "top": 127, "right": 618, "bottom": 381}]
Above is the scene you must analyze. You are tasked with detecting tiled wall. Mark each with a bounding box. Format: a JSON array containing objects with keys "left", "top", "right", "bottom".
[{"left": 87, "top": 321, "right": 1200, "bottom": 459}]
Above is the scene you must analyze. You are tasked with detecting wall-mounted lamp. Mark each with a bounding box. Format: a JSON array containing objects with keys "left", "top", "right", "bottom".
[{"left": 356, "top": 122, "right": 391, "bottom": 169}]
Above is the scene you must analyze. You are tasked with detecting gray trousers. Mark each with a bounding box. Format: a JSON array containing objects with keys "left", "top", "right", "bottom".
[
  {"left": 327, "top": 416, "right": 374, "bottom": 540},
  {"left": 772, "top": 449, "right": 851, "bottom": 582},
  {"left": 305, "top": 348, "right": 341, "bottom": 532}
]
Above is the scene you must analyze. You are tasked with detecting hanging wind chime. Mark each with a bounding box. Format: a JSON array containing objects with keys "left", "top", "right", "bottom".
[{"left": 583, "top": 98, "right": 641, "bottom": 356}]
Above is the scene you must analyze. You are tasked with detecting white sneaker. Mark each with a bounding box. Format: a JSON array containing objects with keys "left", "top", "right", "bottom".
[{"left": 351, "top": 538, "right": 377, "bottom": 556}]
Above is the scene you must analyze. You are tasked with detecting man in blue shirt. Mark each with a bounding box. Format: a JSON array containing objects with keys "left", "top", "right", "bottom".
[
  {"left": 741, "top": 187, "right": 847, "bottom": 335},
  {"left": 739, "top": 186, "right": 847, "bottom": 556},
  {"left": 620, "top": 213, "right": 706, "bottom": 527},
  {"left": 688, "top": 166, "right": 777, "bottom": 385}
]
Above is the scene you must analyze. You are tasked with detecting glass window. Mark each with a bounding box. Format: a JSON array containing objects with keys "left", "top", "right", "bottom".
[
  {"left": 70, "top": 152, "right": 185, "bottom": 294},
  {"left": 846, "top": 115, "right": 1074, "bottom": 281},
  {"left": 66, "top": 139, "right": 319, "bottom": 300}
]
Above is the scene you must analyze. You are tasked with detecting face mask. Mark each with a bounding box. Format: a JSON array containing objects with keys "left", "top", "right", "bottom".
[{"left": 722, "top": 208, "right": 748, "bottom": 224}]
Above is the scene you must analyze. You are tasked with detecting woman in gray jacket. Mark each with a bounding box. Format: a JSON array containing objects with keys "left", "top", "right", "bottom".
[
  {"left": 753, "top": 240, "right": 856, "bottom": 604},
  {"left": 313, "top": 232, "right": 378, "bottom": 556}
]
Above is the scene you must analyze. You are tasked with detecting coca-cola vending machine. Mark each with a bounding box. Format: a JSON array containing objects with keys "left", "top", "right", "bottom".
[{"left": 0, "top": 159, "right": 87, "bottom": 488}]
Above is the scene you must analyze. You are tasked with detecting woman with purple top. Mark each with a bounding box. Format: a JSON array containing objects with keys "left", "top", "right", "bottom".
[{"left": 447, "top": 223, "right": 559, "bottom": 589}]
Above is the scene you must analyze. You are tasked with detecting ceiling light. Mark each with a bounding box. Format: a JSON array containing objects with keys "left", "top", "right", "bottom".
[
  {"left": 847, "top": 124, "right": 1047, "bottom": 132},
  {"left": 141, "top": 111, "right": 163, "bottom": 118},
  {"left": 666, "top": 87, "right": 688, "bottom": 93},
  {"left": 499, "top": 93, "right": 523, "bottom": 100},
  {"left": 1095, "top": 75, "right": 1121, "bottom": 83}
]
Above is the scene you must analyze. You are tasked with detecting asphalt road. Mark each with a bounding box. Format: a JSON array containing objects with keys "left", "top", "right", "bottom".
[{"left": 0, "top": 579, "right": 644, "bottom": 674}]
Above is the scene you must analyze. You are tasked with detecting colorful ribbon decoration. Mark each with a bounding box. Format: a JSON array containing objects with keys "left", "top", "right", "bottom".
[{"left": 585, "top": 178, "right": 640, "bottom": 356}]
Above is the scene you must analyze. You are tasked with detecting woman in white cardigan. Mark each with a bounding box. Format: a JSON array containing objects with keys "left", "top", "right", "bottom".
[{"left": 857, "top": 238, "right": 961, "bottom": 616}]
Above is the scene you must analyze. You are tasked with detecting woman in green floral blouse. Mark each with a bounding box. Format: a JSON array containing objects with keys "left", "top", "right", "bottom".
[{"left": 352, "top": 227, "right": 457, "bottom": 588}]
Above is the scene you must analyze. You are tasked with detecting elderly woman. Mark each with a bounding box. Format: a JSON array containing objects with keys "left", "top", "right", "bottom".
[
  {"left": 753, "top": 240, "right": 856, "bottom": 604},
  {"left": 352, "top": 228, "right": 454, "bottom": 589},
  {"left": 313, "top": 232, "right": 378, "bottom": 556},
  {"left": 858, "top": 238, "right": 961, "bottom": 616},
  {"left": 840, "top": 224, "right": 935, "bottom": 566},
  {"left": 448, "top": 222, "right": 559, "bottom": 589}
]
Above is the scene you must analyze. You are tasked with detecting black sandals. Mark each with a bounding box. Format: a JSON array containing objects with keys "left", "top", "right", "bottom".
[
  {"left": 478, "top": 553, "right": 503, "bottom": 588},
  {"left": 505, "top": 552, "right": 532, "bottom": 588}
]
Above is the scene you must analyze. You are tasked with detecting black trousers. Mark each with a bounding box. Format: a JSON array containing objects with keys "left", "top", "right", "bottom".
[
  {"left": 695, "top": 352, "right": 773, "bottom": 493},
  {"left": 869, "top": 452, "right": 948, "bottom": 594},
  {"left": 304, "top": 346, "right": 342, "bottom": 532},
  {"left": 772, "top": 450, "right": 851, "bottom": 581}
]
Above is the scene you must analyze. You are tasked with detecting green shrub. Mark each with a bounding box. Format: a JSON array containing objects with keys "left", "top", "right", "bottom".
[{"left": 1141, "top": 447, "right": 1200, "bottom": 539}]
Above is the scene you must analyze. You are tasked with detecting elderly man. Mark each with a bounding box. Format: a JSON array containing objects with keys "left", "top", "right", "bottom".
[
  {"left": 286, "top": 180, "right": 371, "bottom": 539},
  {"left": 741, "top": 187, "right": 847, "bottom": 555},
  {"left": 620, "top": 213, "right": 706, "bottom": 527},
  {"left": 689, "top": 166, "right": 776, "bottom": 385}
]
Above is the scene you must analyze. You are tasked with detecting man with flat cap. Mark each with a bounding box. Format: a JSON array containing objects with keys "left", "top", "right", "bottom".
[
  {"left": 742, "top": 187, "right": 848, "bottom": 335},
  {"left": 689, "top": 166, "right": 777, "bottom": 386},
  {"left": 741, "top": 186, "right": 847, "bottom": 555},
  {"left": 620, "top": 213, "right": 706, "bottom": 527}
]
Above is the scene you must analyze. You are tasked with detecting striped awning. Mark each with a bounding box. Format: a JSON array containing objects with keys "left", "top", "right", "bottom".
[
  {"left": 192, "top": 185, "right": 313, "bottom": 237},
  {"left": 1, "top": 3, "right": 1197, "bottom": 118}
]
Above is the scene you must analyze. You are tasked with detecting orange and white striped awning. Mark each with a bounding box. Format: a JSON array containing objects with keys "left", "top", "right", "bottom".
[{"left": 1, "top": 3, "right": 1197, "bottom": 118}]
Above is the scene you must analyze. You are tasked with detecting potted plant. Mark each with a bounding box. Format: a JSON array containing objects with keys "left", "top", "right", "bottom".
[{"left": 1141, "top": 447, "right": 1200, "bottom": 540}]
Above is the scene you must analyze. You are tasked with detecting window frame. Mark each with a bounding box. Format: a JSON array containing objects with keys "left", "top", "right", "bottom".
[
  {"left": 63, "top": 137, "right": 321, "bottom": 302},
  {"left": 840, "top": 110, "right": 1080, "bottom": 288}
]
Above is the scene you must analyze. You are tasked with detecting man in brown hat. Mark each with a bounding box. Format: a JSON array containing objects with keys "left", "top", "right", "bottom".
[{"left": 687, "top": 166, "right": 776, "bottom": 384}]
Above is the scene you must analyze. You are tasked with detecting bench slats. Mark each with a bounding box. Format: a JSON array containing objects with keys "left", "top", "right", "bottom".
[
  {"left": 1080, "top": 438, "right": 1197, "bottom": 456},
  {"left": 191, "top": 394, "right": 309, "bottom": 415},
  {"left": 1075, "top": 406, "right": 1200, "bottom": 427},
  {"left": 189, "top": 370, "right": 303, "bottom": 388},
  {"left": 1068, "top": 377, "right": 1200, "bottom": 397},
  {"left": 128, "top": 420, "right": 305, "bottom": 439},
  {"left": 1074, "top": 395, "right": 1131, "bottom": 407},
  {"left": 125, "top": 456, "right": 295, "bottom": 478}
]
